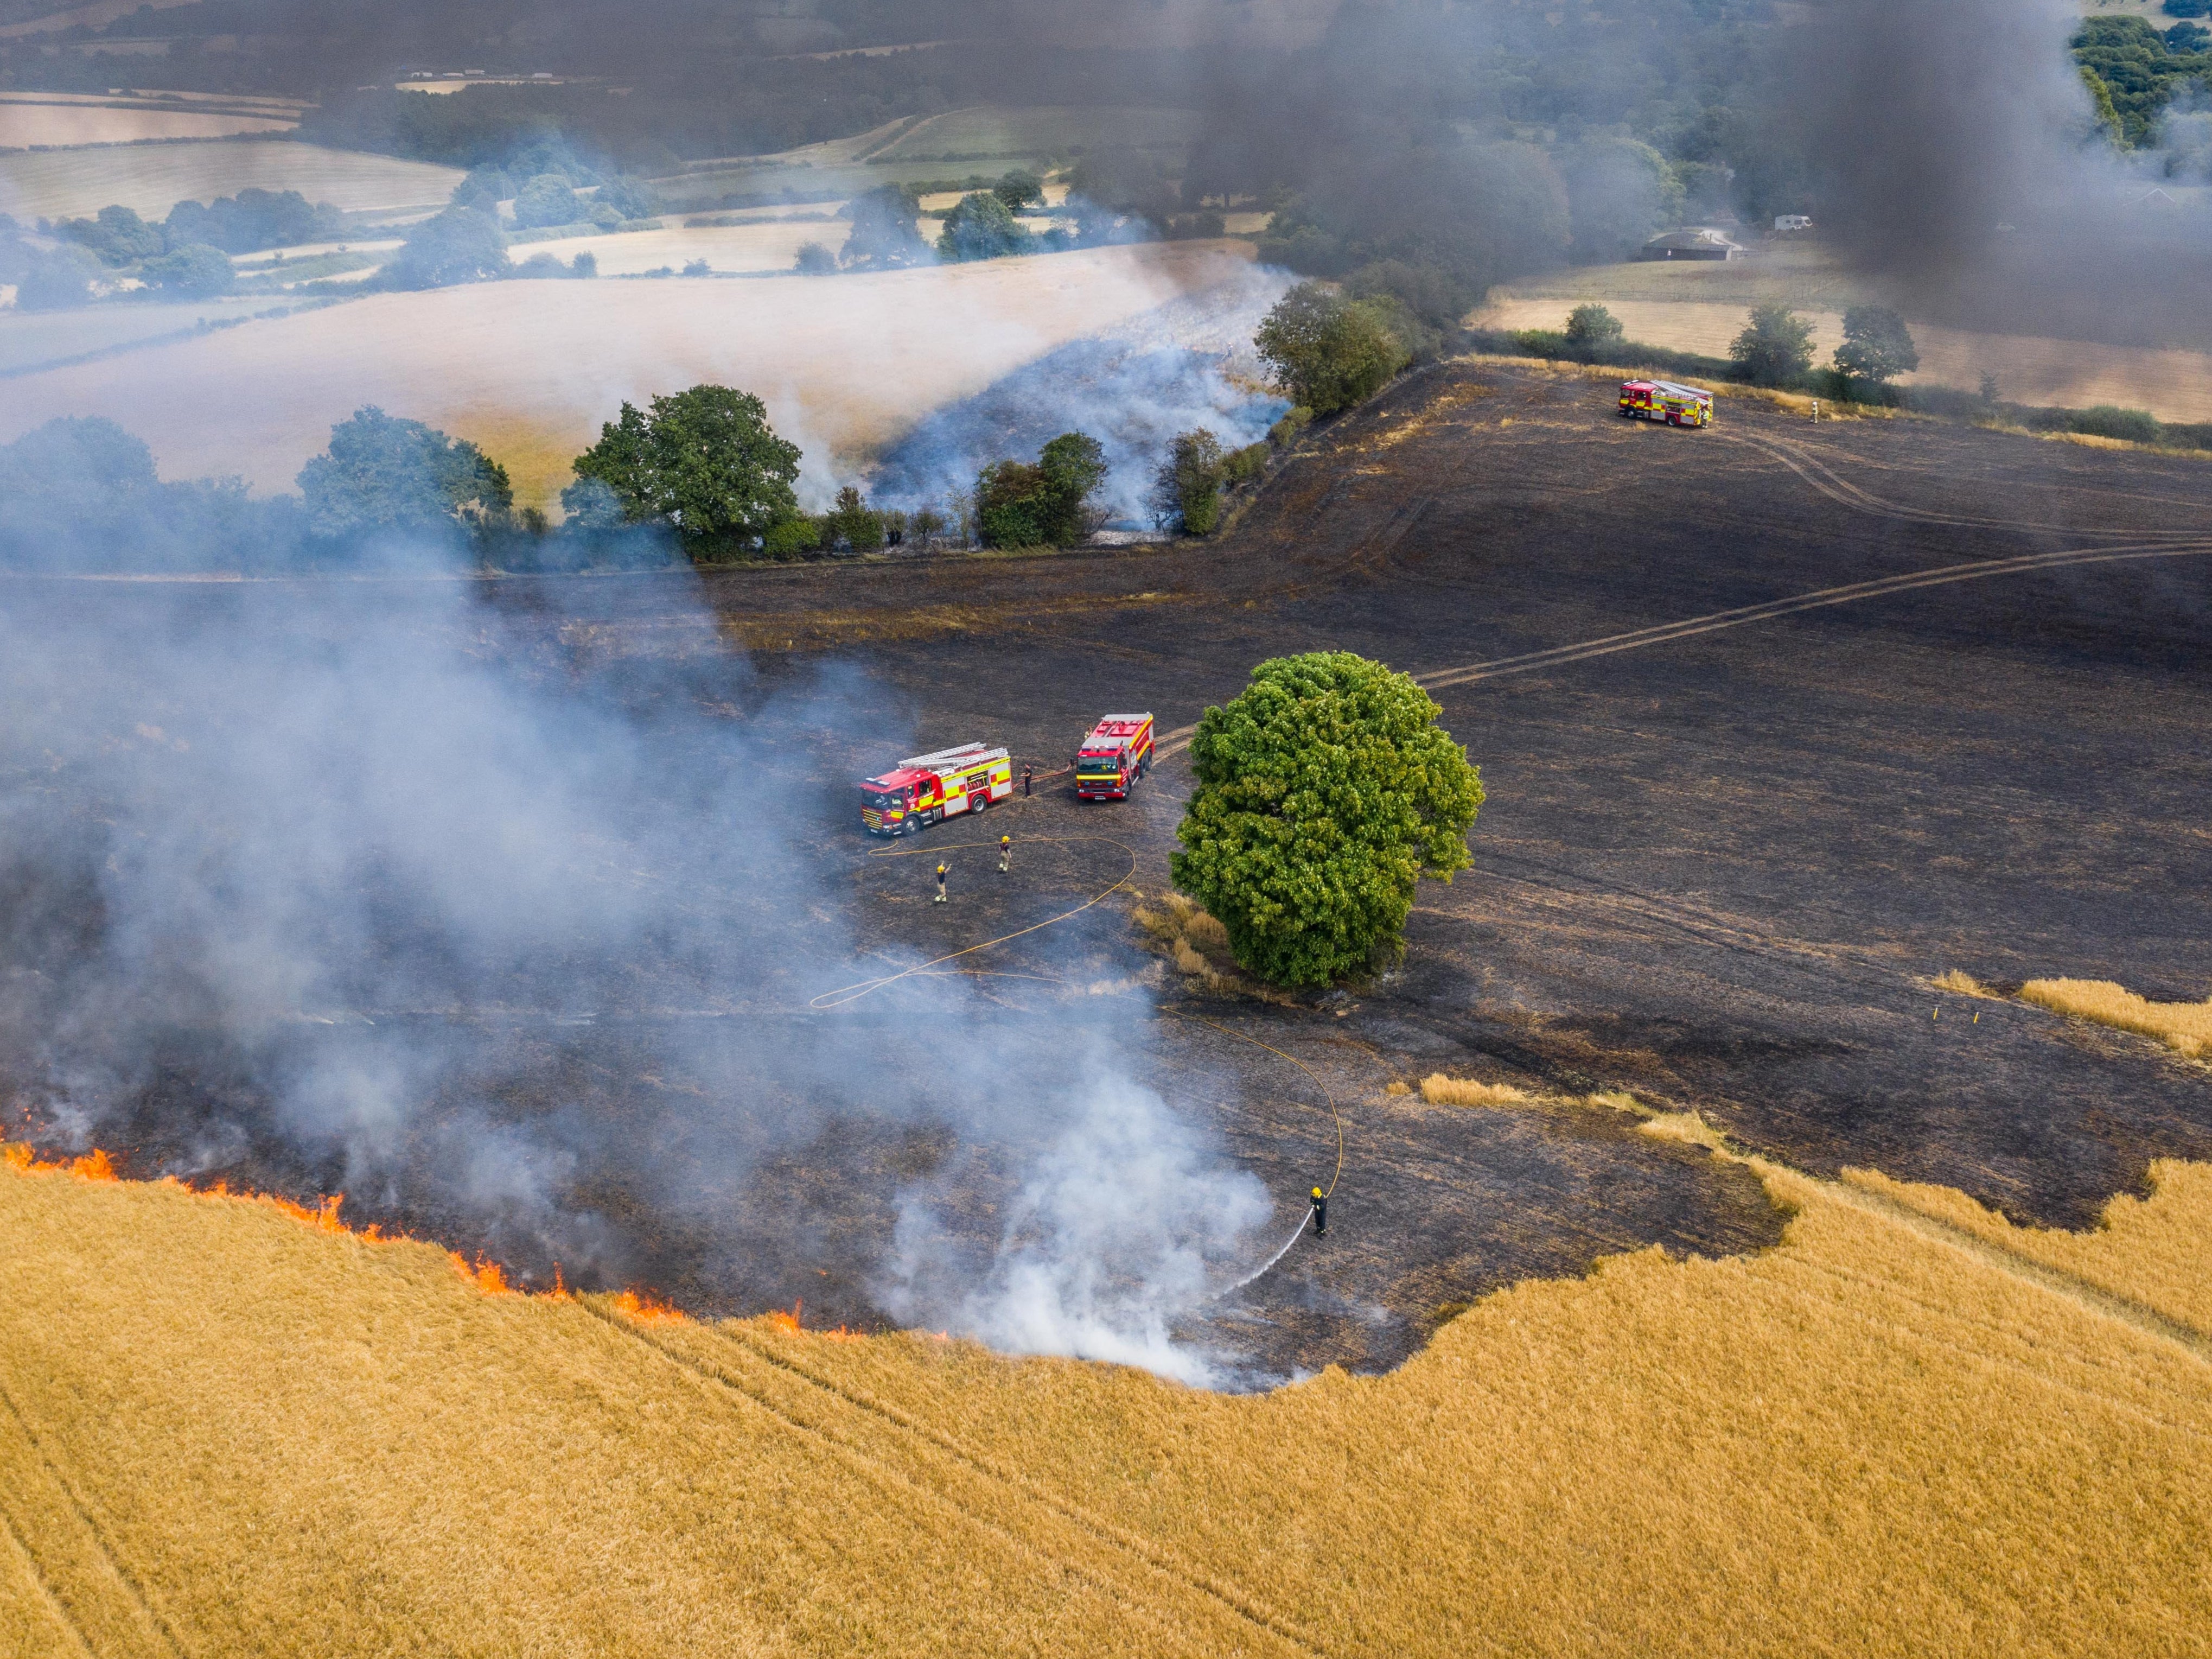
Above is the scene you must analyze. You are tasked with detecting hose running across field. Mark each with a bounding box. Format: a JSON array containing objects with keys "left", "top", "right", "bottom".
[
  {"left": 808, "top": 823, "right": 1346, "bottom": 1293},
  {"left": 806, "top": 830, "right": 1139, "bottom": 1009}
]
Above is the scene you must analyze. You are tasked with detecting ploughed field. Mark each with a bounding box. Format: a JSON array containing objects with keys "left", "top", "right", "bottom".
[{"left": 9, "top": 360, "right": 2208, "bottom": 1384}]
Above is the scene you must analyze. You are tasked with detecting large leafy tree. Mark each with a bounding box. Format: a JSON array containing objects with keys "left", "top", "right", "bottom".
[
  {"left": 1728, "top": 302, "right": 1815, "bottom": 386},
  {"left": 974, "top": 431, "right": 1106, "bottom": 548},
  {"left": 1171, "top": 652, "right": 1484, "bottom": 988},
  {"left": 569, "top": 385, "right": 804, "bottom": 560},
  {"left": 937, "top": 192, "right": 1032, "bottom": 262},
  {"left": 842, "top": 183, "right": 927, "bottom": 267},
  {"left": 297, "top": 406, "right": 512, "bottom": 540},
  {"left": 1832, "top": 305, "right": 1920, "bottom": 387},
  {"left": 1254, "top": 282, "right": 1411, "bottom": 416},
  {"left": 386, "top": 206, "right": 511, "bottom": 289}
]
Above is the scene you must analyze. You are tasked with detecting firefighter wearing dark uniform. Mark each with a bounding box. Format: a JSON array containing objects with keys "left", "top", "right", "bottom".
[
  {"left": 1022, "top": 764, "right": 1034, "bottom": 797},
  {"left": 999, "top": 834, "right": 1011, "bottom": 873},
  {"left": 1310, "top": 1186, "right": 1327, "bottom": 1237},
  {"left": 934, "top": 863, "right": 948, "bottom": 903}
]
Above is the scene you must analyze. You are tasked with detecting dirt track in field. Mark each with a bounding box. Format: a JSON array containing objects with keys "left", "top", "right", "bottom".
[{"left": 11, "top": 359, "right": 2211, "bottom": 1380}]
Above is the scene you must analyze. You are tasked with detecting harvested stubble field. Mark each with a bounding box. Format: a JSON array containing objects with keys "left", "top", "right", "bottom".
[
  {"left": 0, "top": 96, "right": 296, "bottom": 148},
  {"left": 511, "top": 219, "right": 850, "bottom": 276},
  {"left": 7, "top": 358, "right": 2212, "bottom": 1650},
  {"left": 0, "top": 240, "right": 1266, "bottom": 506},
  {"left": 0, "top": 139, "right": 460, "bottom": 222}
]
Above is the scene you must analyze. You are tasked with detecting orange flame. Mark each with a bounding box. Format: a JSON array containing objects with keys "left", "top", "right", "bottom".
[
  {"left": 763, "top": 1298, "right": 858, "bottom": 1339},
  {"left": 4, "top": 1142, "right": 118, "bottom": 1181},
  {"left": 449, "top": 1253, "right": 515, "bottom": 1295},
  {"left": 612, "top": 1288, "right": 690, "bottom": 1325}
]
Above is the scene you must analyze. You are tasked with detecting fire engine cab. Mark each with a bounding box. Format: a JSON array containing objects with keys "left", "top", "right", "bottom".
[
  {"left": 1075, "top": 713, "right": 1154, "bottom": 800},
  {"left": 858, "top": 742, "right": 1012, "bottom": 835},
  {"left": 1618, "top": 379, "right": 1714, "bottom": 427}
]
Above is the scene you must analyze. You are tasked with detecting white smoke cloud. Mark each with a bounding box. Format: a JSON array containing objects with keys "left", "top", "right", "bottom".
[{"left": 879, "top": 1068, "right": 1275, "bottom": 1387}]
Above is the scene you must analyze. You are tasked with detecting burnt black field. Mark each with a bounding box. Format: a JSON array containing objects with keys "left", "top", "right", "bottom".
[{"left": 7, "top": 360, "right": 2210, "bottom": 1381}]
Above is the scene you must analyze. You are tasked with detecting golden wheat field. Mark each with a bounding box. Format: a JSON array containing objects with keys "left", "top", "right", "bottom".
[
  {"left": 0, "top": 241, "right": 1267, "bottom": 509},
  {"left": 2020, "top": 977, "right": 2212, "bottom": 1057},
  {"left": 1470, "top": 293, "right": 2212, "bottom": 424},
  {"left": 0, "top": 97, "right": 296, "bottom": 148},
  {"left": 3, "top": 1131, "right": 2209, "bottom": 1657},
  {"left": 0, "top": 140, "right": 461, "bottom": 222}
]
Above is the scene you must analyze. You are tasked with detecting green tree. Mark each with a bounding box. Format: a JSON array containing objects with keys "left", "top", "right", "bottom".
[
  {"left": 297, "top": 407, "right": 513, "bottom": 540},
  {"left": 821, "top": 484, "right": 885, "bottom": 550},
  {"left": 512, "top": 174, "right": 582, "bottom": 229},
  {"left": 794, "top": 241, "right": 838, "bottom": 275},
  {"left": 1171, "top": 652, "right": 1484, "bottom": 987},
  {"left": 387, "top": 206, "right": 511, "bottom": 289},
  {"left": 1151, "top": 429, "right": 1226, "bottom": 534},
  {"left": 450, "top": 167, "right": 513, "bottom": 213},
  {"left": 595, "top": 175, "right": 661, "bottom": 220},
  {"left": 974, "top": 431, "right": 1106, "bottom": 548},
  {"left": 142, "top": 242, "right": 234, "bottom": 297},
  {"left": 1832, "top": 306, "right": 1920, "bottom": 386},
  {"left": 1728, "top": 302, "right": 1816, "bottom": 386},
  {"left": 938, "top": 192, "right": 1033, "bottom": 262},
  {"left": 1253, "top": 282, "right": 1412, "bottom": 415},
  {"left": 15, "top": 243, "right": 101, "bottom": 310},
  {"left": 2081, "top": 64, "right": 2125, "bottom": 144},
  {"left": 1563, "top": 302, "right": 1625, "bottom": 347},
  {"left": 568, "top": 385, "right": 805, "bottom": 560},
  {"left": 56, "top": 204, "right": 164, "bottom": 267},
  {"left": 992, "top": 169, "right": 1045, "bottom": 213},
  {"left": 842, "top": 183, "right": 927, "bottom": 267}
]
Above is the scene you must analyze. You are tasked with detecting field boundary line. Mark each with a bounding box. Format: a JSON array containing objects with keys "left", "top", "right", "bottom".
[
  {"left": 577, "top": 1299, "right": 1324, "bottom": 1656},
  {"left": 691, "top": 1318, "right": 1328, "bottom": 1656},
  {"left": 0, "top": 1375, "right": 187, "bottom": 1659},
  {"left": 1749, "top": 1159, "right": 2212, "bottom": 1370}
]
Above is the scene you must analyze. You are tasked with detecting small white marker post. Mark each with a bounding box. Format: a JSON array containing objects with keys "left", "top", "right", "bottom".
[{"left": 1811, "top": 399, "right": 1820, "bottom": 423}]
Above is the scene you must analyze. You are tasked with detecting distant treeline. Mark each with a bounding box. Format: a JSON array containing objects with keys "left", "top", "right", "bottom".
[{"left": 1472, "top": 317, "right": 2212, "bottom": 455}]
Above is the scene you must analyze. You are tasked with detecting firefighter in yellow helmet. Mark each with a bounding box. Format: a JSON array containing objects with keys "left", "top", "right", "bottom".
[
  {"left": 934, "top": 862, "right": 948, "bottom": 903},
  {"left": 998, "top": 833, "right": 1011, "bottom": 874},
  {"left": 1310, "top": 1186, "right": 1327, "bottom": 1237}
]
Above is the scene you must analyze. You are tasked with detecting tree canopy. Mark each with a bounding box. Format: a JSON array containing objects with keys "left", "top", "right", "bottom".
[
  {"left": 1171, "top": 652, "right": 1484, "bottom": 988},
  {"left": 1563, "top": 302, "right": 1625, "bottom": 346},
  {"left": 974, "top": 432, "right": 1107, "bottom": 548},
  {"left": 1151, "top": 429, "right": 1226, "bottom": 535},
  {"left": 841, "top": 183, "right": 927, "bottom": 267},
  {"left": 386, "top": 206, "right": 511, "bottom": 289},
  {"left": 1728, "top": 302, "right": 1815, "bottom": 386},
  {"left": 297, "top": 408, "right": 513, "bottom": 541},
  {"left": 142, "top": 242, "right": 234, "bottom": 298},
  {"left": 1254, "top": 282, "right": 1412, "bottom": 415},
  {"left": 1833, "top": 306, "right": 1920, "bottom": 386},
  {"left": 568, "top": 385, "right": 805, "bottom": 560},
  {"left": 937, "top": 192, "right": 1032, "bottom": 262}
]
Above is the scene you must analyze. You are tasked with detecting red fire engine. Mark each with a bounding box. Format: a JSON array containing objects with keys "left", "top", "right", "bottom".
[
  {"left": 1075, "top": 713, "right": 1155, "bottom": 800},
  {"left": 858, "top": 742, "right": 1012, "bottom": 835}
]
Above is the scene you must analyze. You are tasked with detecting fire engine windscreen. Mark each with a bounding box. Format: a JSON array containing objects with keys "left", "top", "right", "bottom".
[{"left": 0, "top": 570, "right": 1276, "bottom": 1387}]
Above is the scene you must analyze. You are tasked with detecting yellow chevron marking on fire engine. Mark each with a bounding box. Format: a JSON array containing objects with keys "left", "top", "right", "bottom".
[{"left": 808, "top": 836, "right": 1140, "bottom": 1010}]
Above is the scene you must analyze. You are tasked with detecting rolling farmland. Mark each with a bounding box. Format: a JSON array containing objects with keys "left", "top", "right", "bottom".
[
  {"left": 0, "top": 139, "right": 461, "bottom": 221},
  {"left": 0, "top": 241, "right": 1270, "bottom": 506}
]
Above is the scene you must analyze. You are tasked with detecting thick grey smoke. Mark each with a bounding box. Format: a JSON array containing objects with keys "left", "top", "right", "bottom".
[
  {"left": 0, "top": 567, "right": 1276, "bottom": 1383},
  {"left": 1796, "top": 0, "right": 2212, "bottom": 347}
]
